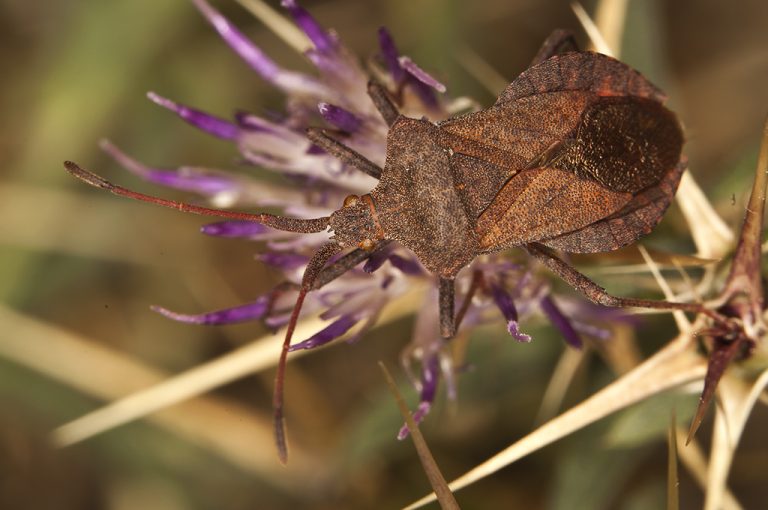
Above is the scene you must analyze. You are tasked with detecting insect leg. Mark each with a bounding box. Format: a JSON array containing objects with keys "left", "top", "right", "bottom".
[
  {"left": 367, "top": 80, "right": 400, "bottom": 127},
  {"left": 265, "top": 241, "right": 393, "bottom": 325},
  {"left": 454, "top": 269, "right": 485, "bottom": 332},
  {"left": 305, "top": 128, "right": 382, "bottom": 179},
  {"left": 529, "top": 29, "right": 579, "bottom": 67},
  {"left": 438, "top": 277, "right": 456, "bottom": 339},
  {"left": 309, "top": 241, "right": 391, "bottom": 290},
  {"left": 273, "top": 242, "right": 341, "bottom": 464},
  {"left": 262, "top": 280, "right": 301, "bottom": 323},
  {"left": 269, "top": 241, "right": 392, "bottom": 460},
  {"left": 525, "top": 243, "right": 719, "bottom": 318}
]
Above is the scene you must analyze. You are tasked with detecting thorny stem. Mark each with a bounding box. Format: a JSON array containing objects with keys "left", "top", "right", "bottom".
[
  {"left": 379, "top": 362, "right": 460, "bottom": 510},
  {"left": 720, "top": 116, "right": 768, "bottom": 331},
  {"left": 687, "top": 115, "right": 768, "bottom": 442}
]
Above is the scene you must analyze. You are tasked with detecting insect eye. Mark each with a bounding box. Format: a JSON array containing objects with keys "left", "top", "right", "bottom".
[
  {"left": 358, "top": 238, "right": 375, "bottom": 251},
  {"left": 343, "top": 195, "right": 359, "bottom": 208}
]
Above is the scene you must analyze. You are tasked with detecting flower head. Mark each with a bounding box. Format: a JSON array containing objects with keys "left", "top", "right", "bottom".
[{"left": 65, "top": 0, "right": 622, "bottom": 461}]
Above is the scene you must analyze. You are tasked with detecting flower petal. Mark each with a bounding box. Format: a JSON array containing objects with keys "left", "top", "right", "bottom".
[
  {"left": 257, "top": 252, "right": 308, "bottom": 270},
  {"left": 389, "top": 254, "right": 423, "bottom": 276},
  {"left": 147, "top": 92, "right": 239, "bottom": 140},
  {"left": 318, "top": 102, "right": 362, "bottom": 132},
  {"left": 281, "top": 0, "right": 336, "bottom": 53},
  {"left": 398, "top": 56, "right": 446, "bottom": 93},
  {"left": 378, "top": 27, "right": 406, "bottom": 83},
  {"left": 540, "top": 296, "right": 583, "bottom": 349},
  {"left": 398, "top": 355, "right": 440, "bottom": 439},
  {"left": 490, "top": 283, "right": 519, "bottom": 322},
  {"left": 201, "top": 220, "right": 273, "bottom": 238},
  {"left": 100, "top": 140, "right": 238, "bottom": 195},
  {"left": 289, "top": 314, "right": 359, "bottom": 351},
  {"left": 151, "top": 296, "right": 269, "bottom": 325},
  {"left": 193, "top": 0, "right": 328, "bottom": 96},
  {"left": 507, "top": 320, "right": 532, "bottom": 343},
  {"left": 363, "top": 243, "right": 394, "bottom": 273},
  {"left": 192, "top": 0, "right": 281, "bottom": 77}
]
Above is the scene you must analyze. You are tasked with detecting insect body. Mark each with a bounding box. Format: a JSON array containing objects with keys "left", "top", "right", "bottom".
[
  {"left": 323, "top": 46, "right": 691, "bottom": 342},
  {"left": 332, "top": 52, "right": 684, "bottom": 278},
  {"left": 64, "top": 31, "right": 706, "bottom": 462}
]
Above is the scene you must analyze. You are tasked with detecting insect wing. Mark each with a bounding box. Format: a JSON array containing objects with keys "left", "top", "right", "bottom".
[
  {"left": 552, "top": 96, "right": 683, "bottom": 194},
  {"left": 437, "top": 52, "right": 673, "bottom": 220},
  {"left": 496, "top": 51, "right": 666, "bottom": 105},
  {"left": 474, "top": 95, "right": 683, "bottom": 252},
  {"left": 475, "top": 166, "right": 632, "bottom": 251},
  {"left": 438, "top": 91, "right": 591, "bottom": 217},
  {"left": 443, "top": 51, "right": 683, "bottom": 252},
  {"left": 541, "top": 161, "right": 686, "bottom": 253}
]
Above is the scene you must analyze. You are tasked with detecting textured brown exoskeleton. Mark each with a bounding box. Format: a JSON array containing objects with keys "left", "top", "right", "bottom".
[{"left": 63, "top": 31, "right": 714, "bottom": 462}]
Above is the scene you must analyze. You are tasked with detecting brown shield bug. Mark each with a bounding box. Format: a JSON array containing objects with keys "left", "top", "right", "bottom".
[{"left": 64, "top": 30, "right": 714, "bottom": 462}]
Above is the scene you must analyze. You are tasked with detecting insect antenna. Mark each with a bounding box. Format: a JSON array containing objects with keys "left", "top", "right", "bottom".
[
  {"left": 273, "top": 242, "right": 340, "bottom": 464},
  {"left": 305, "top": 129, "right": 382, "bottom": 179},
  {"left": 367, "top": 80, "right": 399, "bottom": 127},
  {"left": 63, "top": 161, "right": 330, "bottom": 233}
]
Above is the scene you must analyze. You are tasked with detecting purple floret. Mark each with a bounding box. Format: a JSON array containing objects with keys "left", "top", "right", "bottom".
[
  {"left": 289, "top": 314, "right": 359, "bottom": 351},
  {"left": 201, "top": 221, "right": 272, "bottom": 238},
  {"left": 281, "top": 0, "right": 336, "bottom": 53},
  {"left": 318, "top": 102, "right": 362, "bottom": 132},
  {"left": 147, "top": 92, "right": 240, "bottom": 140},
  {"left": 152, "top": 296, "right": 270, "bottom": 325},
  {"left": 540, "top": 295, "right": 584, "bottom": 349}
]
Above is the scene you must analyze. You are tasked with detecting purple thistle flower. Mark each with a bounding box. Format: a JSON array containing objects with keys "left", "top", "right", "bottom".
[
  {"left": 362, "top": 242, "right": 395, "bottom": 273},
  {"left": 571, "top": 320, "right": 612, "bottom": 341},
  {"left": 507, "top": 321, "right": 532, "bottom": 343},
  {"left": 376, "top": 27, "right": 439, "bottom": 109},
  {"left": 151, "top": 296, "right": 270, "bottom": 325},
  {"left": 96, "top": 0, "right": 621, "bottom": 446},
  {"left": 490, "top": 281, "right": 533, "bottom": 342},
  {"left": 491, "top": 282, "right": 519, "bottom": 321}
]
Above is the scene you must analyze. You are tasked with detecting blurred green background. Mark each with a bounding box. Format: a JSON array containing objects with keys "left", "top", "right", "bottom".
[{"left": 1, "top": 0, "right": 768, "bottom": 508}]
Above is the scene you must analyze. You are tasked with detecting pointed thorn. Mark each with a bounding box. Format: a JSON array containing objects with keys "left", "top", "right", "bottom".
[
  {"left": 686, "top": 336, "right": 746, "bottom": 444},
  {"left": 686, "top": 398, "right": 708, "bottom": 445}
]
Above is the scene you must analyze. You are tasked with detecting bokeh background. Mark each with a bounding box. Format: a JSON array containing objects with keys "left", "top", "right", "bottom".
[{"left": 2, "top": 0, "right": 768, "bottom": 508}]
